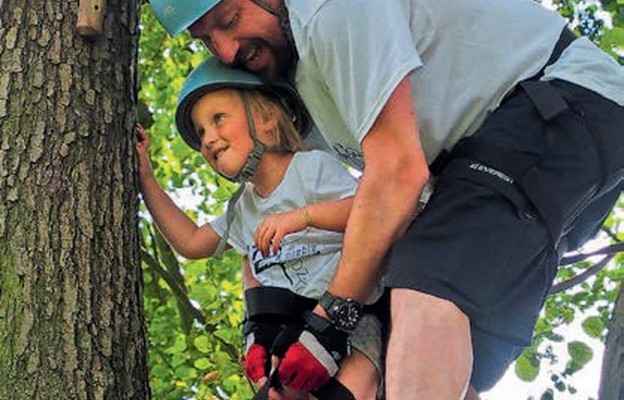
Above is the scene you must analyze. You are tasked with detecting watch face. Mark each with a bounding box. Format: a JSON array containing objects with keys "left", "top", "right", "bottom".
[
  {"left": 320, "top": 292, "right": 363, "bottom": 331},
  {"left": 334, "top": 301, "right": 361, "bottom": 331}
]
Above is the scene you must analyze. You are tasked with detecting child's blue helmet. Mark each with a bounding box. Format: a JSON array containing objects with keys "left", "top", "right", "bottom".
[
  {"left": 176, "top": 56, "right": 311, "bottom": 154},
  {"left": 150, "top": 0, "right": 221, "bottom": 36}
]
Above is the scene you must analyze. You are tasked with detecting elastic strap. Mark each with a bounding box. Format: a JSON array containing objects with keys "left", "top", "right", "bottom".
[
  {"left": 213, "top": 183, "right": 245, "bottom": 259},
  {"left": 245, "top": 287, "right": 317, "bottom": 320},
  {"left": 249, "top": 0, "right": 299, "bottom": 72},
  {"left": 213, "top": 92, "right": 273, "bottom": 258},
  {"left": 313, "top": 378, "right": 356, "bottom": 400},
  {"left": 251, "top": 376, "right": 355, "bottom": 400}
]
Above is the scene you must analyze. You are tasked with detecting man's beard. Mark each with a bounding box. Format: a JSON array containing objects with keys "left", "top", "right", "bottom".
[{"left": 233, "top": 38, "right": 297, "bottom": 82}]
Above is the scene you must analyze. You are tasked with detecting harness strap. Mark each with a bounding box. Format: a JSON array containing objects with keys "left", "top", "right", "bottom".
[
  {"left": 212, "top": 183, "right": 245, "bottom": 259},
  {"left": 245, "top": 286, "right": 317, "bottom": 321},
  {"left": 533, "top": 27, "right": 576, "bottom": 81},
  {"left": 429, "top": 27, "right": 576, "bottom": 176},
  {"left": 246, "top": 287, "right": 382, "bottom": 400},
  {"left": 246, "top": 286, "right": 385, "bottom": 321},
  {"left": 428, "top": 28, "right": 578, "bottom": 253},
  {"left": 251, "top": 374, "right": 356, "bottom": 400},
  {"left": 519, "top": 80, "right": 569, "bottom": 122},
  {"left": 312, "top": 378, "right": 356, "bottom": 400},
  {"left": 433, "top": 79, "right": 571, "bottom": 248}
]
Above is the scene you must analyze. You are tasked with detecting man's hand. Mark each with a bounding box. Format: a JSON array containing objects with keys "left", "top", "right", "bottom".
[
  {"left": 270, "top": 311, "right": 350, "bottom": 392},
  {"left": 254, "top": 208, "right": 309, "bottom": 256},
  {"left": 243, "top": 320, "right": 286, "bottom": 385}
]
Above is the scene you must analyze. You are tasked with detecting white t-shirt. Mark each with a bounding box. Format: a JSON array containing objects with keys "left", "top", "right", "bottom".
[
  {"left": 211, "top": 150, "right": 382, "bottom": 302},
  {"left": 287, "top": 0, "right": 624, "bottom": 168}
]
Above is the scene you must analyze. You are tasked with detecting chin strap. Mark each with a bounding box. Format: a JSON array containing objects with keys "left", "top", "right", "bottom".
[
  {"left": 232, "top": 91, "right": 268, "bottom": 183},
  {"left": 213, "top": 91, "right": 281, "bottom": 259},
  {"left": 250, "top": 0, "right": 298, "bottom": 70}
]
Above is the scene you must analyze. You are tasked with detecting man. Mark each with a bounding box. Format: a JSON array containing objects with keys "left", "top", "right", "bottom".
[{"left": 151, "top": 0, "right": 624, "bottom": 398}]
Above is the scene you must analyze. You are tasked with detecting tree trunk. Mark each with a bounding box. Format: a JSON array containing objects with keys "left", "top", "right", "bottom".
[
  {"left": 0, "top": 1, "right": 149, "bottom": 399},
  {"left": 599, "top": 283, "right": 624, "bottom": 400}
]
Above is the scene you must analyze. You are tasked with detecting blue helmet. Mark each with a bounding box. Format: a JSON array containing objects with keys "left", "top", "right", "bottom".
[
  {"left": 150, "top": 0, "right": 221, "bottom": 36},
  {"left": 176, "top": 56, "right": 311, "bottom": 152}
]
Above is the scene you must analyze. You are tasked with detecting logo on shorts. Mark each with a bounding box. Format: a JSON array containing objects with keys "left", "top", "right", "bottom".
[{"left": 469, "top": 162, "right": 514, "bottom": 184}]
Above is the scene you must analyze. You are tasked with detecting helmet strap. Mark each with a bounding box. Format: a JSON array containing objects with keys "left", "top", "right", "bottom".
[
  {"left": 249, "top": 0, "right": 298, "bottom": 75},
  {"left": 212, "top": 90, "right": 282, "bottom": 257},
  {"left": 212, "top": 182, "right": 246, "bottom": 259},
  {"left": 233, "top": 91, "right": 267, "bottom": 182}
]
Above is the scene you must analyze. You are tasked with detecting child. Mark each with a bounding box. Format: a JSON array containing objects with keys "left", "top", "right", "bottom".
[{"left": 135, "top": 57, "right": 383, "bottom": 400}]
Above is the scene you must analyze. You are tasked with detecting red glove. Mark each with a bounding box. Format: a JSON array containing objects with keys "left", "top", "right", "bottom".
[
  {"left": 271, "top": 311, "right": 350, "bottom": 392},
  {"left": 243, "top": 320, "right": 285, "bottom": 383}
]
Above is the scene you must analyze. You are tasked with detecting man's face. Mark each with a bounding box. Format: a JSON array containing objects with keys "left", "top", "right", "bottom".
[{"left": 189, "top": 0, "right": 295, "bottom": 81}]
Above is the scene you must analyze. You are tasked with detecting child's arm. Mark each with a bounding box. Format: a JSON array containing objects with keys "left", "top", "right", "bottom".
[
  {"left": 254, "top": 196, "right": 353, "bottom": 256},
  {"left": 135, "top": 124, "right": 221, "bottom": 259}
]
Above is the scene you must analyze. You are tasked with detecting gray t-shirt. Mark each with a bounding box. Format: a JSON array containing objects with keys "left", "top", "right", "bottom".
[
  {"left": 287, "top": 0, "right": 624, "bottom": 168},
  {"left": 211, "top": 150, "right": 382, "bottom": 301}
]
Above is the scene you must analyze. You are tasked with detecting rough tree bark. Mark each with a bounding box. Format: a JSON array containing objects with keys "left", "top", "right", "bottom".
[
  {"left": 0, "top": 1, "right": 149, "bottom": 399},
  {"left": 599, "top": 284, "right": 624, "bottom": 400}
]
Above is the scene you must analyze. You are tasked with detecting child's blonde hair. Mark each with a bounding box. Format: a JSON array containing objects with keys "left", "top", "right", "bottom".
[{"left": 246, "top": 89, "right": 305, "bottom": 153}]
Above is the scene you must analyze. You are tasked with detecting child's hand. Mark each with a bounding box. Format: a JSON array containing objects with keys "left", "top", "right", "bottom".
[
  {"left": 134, "top": 123, "right": 154, "bottom": 182},
  {"left": 254, "top": 209, "right": 309, "bottom": 256}
]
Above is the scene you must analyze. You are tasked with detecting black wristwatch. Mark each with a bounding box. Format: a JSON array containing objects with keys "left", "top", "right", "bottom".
[{"left": 319, "top": 291, "right": 363, "bottom": 332}]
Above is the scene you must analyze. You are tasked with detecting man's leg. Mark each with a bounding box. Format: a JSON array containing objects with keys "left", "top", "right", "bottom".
[
  {"left": 386, "top": 288, "right": 473, "bottom": 400},
  {"left": 464, "top": 386, "right": 481, "bottom": 400}
]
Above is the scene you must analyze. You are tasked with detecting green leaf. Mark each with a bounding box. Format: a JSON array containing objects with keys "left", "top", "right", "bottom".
[
  {"left": 515, "top": 352, "right": 540, "bottom": 382},
  {"left": 193, "top": 336, "right": 211, "bottom": 353},
  {"left": 171, "top": 353, "right": 187, "bottom": 368},
  {"left": 600, "top": 27, "right": 624, "bottom": 56},
  {"left": 568, "top": 341, "right": 593, "bottom": 364},
  {"left": 166, "top": 335, "right": 187, "bottom": 354},
  {"left": 194, "top": 357, "right": 212, "bottom": 370},
  {"left": 540, "top": 389, "right": 554, "bottom": 400},
  {"left": 174, "top": 365, "right": 197, "bottom": 380},
  {"left": 582, "top": 316, "right": 604, "bottom": 339},
  {"left": 566, "top": 341, "right": 593, "bottom": 374}
]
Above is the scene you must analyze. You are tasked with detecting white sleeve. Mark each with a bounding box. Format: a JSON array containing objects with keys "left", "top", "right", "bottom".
[{"left": 305, "top": 0, "right": 421, "bottom": 142}]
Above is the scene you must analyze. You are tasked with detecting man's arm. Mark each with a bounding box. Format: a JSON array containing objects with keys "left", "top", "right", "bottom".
[{"left": 325, "top": 76, "right": 429, "bottom": 303}]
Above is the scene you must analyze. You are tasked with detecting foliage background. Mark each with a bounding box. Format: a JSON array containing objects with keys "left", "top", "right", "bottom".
[{"left": 136, "top": 1, "right": 624, "bottom": 399}]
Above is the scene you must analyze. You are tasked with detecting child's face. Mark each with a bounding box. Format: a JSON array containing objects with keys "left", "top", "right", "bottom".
[{"left": 190, "top": 89, "right": 269, "bottom": 179}]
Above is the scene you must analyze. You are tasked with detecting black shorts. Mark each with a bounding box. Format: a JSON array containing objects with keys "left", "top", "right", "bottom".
[{"left": 384, "top": 79, "right": 624, "bottom": 391}]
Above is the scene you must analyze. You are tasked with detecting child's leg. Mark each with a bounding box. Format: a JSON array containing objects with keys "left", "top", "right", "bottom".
[
  {"left": 332, "top": 313, "right": 383, "bottom": 399},
  {"left": 332, "top": 348, "right": 380, "bottom": 400}
]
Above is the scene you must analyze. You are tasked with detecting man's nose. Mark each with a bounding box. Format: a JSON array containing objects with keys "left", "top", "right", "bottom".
[{"left": 208, "top": 33, "right": 239, "bottom": 64}]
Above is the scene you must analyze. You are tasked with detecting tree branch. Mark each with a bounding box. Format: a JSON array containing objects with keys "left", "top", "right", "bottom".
[
  {"left": 550, "top": 254, "right": 616, "bottom": 294},
  {"left": 140, "top": 247, "right": 206, "bottom": 325}
]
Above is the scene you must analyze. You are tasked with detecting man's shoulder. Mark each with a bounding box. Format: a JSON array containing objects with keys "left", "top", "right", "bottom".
[
  {"left": 286, "top": 0, "right": 327, "bottom": 22},
  {"left": 286, "top": 0, "right": 353, "bottom": 27}
]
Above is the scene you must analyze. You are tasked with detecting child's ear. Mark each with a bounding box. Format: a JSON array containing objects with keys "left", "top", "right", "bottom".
[{"left": 260, "top": 103, "right": 280, "bottom": 132}]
